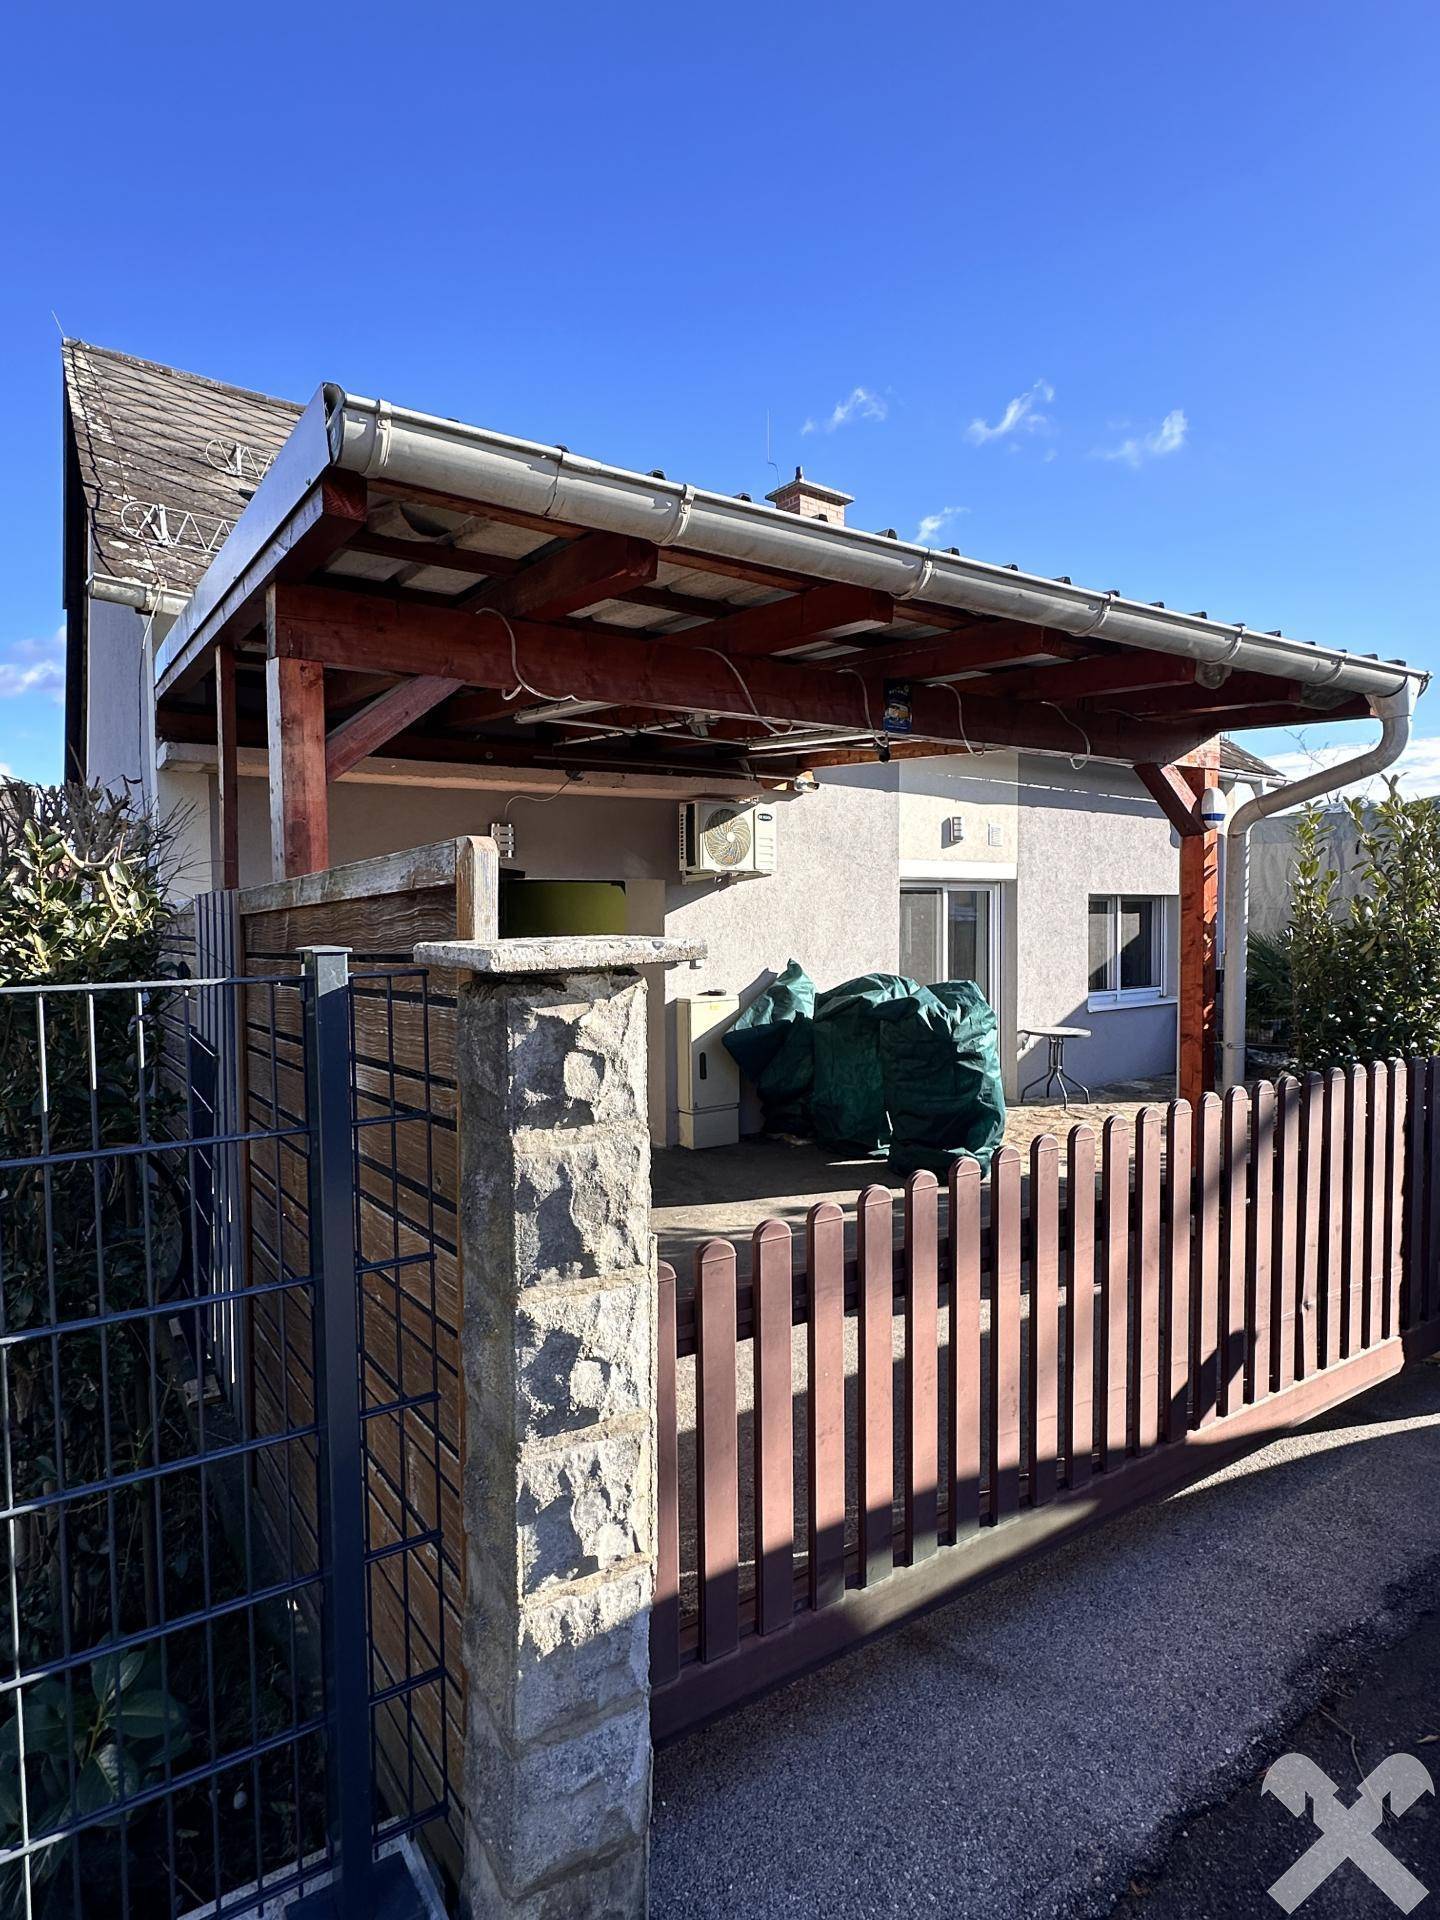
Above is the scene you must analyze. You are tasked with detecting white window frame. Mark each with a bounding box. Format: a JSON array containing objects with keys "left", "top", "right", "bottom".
[
  {"left": 1087, "top": 893, "right": 1171, "bottom": 1012},
  {"left": 899, "top": 880, "right": 1003, "bottom": 1005}
]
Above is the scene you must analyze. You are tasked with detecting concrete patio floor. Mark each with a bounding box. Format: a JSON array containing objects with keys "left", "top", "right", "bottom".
[
  {"left": 652, "top": 1083, "right": 1169, "bottom": 1277},
  {"left": 648, "top": 1361, "right": 1440, "bottom": 1920}
]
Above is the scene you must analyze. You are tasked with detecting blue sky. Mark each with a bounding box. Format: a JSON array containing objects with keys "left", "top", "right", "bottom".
[{"left": 2, "top": 0, "right": 1437, "bottom": 790}]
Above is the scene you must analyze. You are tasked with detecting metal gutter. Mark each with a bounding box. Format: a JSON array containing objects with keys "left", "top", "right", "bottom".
[
  {"left": 1219, "top": 681, "right": 1416, "bottom": 1090},
  {"left": 325, "top": 388, "right": 1426, "bottom": 706},
  {"left": 157, "top": 382, "right": 1428, "bottom": 713}
]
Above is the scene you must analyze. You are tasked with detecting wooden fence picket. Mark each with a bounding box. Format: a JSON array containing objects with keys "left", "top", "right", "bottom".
[
  {"left": 1220, "top": 1088, "right": 1248, "bottom": 1416},
  {"left": 990, "top": 1147, "right": 1022, "bottom": 1521},
  {"left": 1029, "top": 1136, "right": 1061, "bottom": 1505},
  {"left": 1274, "top": 1077, "right": 1301, "bottom": 1392},
  {"left": 1299, "top": 1076, "right": 1324, "bottom": 1378},
  {"left": 695, "top": 1239, "right": 739, "bottom": 1661},
  {"left": 948, "top": 1158, "right": 982, "bottom": 1538},
  {"left": 1194, "top": 1095, "right": 1222, "bottom": 1423},
  {"left": 857, "top": 1186, "right": 894, "bottom": 1588},
  {"left": 1164, "top": 1102, "right": 1193, "bottom": 1439},
  {"left": 652, "top": 1260, "right": 680, "bottom": 1686},
  {"left": 1387, "top": 1062, "right": 1407, "bottom": 1340},
  {"left": 1345, "top": 1064, "right": 1367, "bottom": 1358},
  {"left": 1323, "top": 1068, "right": 1346, "bottom": 1368},
  {"left": 904, "top": 1172, "right": 940, "bottom": 1564},
  {"left": 1248, "top": 1080, "right": 1275, "bottom": 1401},
  {"left": 752, "top": 1219, "right": 795, "bottom": 1634},
  {"left": 1066, "top": 1128, "right": 1097, "bottom": 1486},
  {"left": 1362, "top": 1064, "right": 1386, "bottom": 1350},
  {"left": 807, "top": 1202, "right": 846, "bottom": 1609},
  {"left": 1101, "top": 1118, "right": 1130, "bottom": 1467},
  {"left": 1428, "top": 1059, "right": 1440, "bottom": 1327},
  {"left": 1134, "top": 1111, "right": 1162, "bottom": 1452},
  {"left": 1403, "top": 1059, "right": 1426, "bottom": 1332}
]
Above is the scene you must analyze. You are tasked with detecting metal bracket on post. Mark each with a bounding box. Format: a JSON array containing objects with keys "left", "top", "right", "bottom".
[{"left": 296, "top": 945, "right": 376, "bottom": 1920}]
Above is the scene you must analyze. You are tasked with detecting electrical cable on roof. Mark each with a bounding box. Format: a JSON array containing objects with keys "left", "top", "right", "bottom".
[
  {"left": 1042, "top": 701, "right": 1092, "bottom": 772},
  {"left": 479, "top": 608, "right": 583, "bottom": 709},
  {"left": 504, "top": 773, "right": 579, "bottom": 815},
  {"left": 945, "top": 682, "right": 976, "bottom": 755},
  {"left": 690, "top": 646, "right": 784, "bottom": 735},
  {"left": 836, "top": 666, "right": 888, "bottom": 755}
]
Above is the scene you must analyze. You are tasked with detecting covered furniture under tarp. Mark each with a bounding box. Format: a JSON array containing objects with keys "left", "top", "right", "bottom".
[{"left": 724, "top": 962, "right": 1006, "bottom": 1170}]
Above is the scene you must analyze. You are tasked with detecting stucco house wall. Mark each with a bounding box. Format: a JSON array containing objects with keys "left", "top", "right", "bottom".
[{"left": 1014, "top": 754, "right": 1181, "bottom": 1092}]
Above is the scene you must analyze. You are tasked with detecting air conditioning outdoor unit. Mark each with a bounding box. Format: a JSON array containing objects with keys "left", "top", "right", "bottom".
[{"left": 678, "top": 799, "right": 778, "bottom": 880}]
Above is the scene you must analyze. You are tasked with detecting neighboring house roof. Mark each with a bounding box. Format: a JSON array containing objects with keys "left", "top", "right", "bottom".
[
  {"left": 62, "top": 340, "right": 301, "bottom": 604},
  {"left": 1217, "top": 737, "right": 1283, "bottom": 783}
]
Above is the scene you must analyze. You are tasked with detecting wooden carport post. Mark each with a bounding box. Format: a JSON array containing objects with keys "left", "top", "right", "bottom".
[
  {"left": 1137, "top": 740, "right": 1222, "bottom": 1108},
  {"left": 265, "top": 585, "right": 330, "bottom": 880}
]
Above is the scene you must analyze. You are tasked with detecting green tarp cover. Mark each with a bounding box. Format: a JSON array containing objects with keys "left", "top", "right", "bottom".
[
  {"left": 876, "top": 980, "right": 1007, "bottom": 1176},
  {"left": 810, "top": 972, "right": 916, "bottom": 1152},
  {"left": 723, "top": 965, "right": 1006, "bottom": 1167},
  {"left": 723, "top": 961, "right": 817, "bottom": 1134}
]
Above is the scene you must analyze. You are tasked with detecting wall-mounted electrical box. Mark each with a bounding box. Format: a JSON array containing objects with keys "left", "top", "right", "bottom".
[{"left": 674, "top": 991, "right": 740, "bottom": 1149}]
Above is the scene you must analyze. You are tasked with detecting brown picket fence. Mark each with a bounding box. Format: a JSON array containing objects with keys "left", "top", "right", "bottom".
[{"left": 652, "top": 1059, "right": 1440, "bottom": 1741}]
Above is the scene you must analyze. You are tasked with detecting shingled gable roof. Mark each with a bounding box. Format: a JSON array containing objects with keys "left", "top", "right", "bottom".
[{"left": 62, "top": 340, "right": 302, "bottom": 602}]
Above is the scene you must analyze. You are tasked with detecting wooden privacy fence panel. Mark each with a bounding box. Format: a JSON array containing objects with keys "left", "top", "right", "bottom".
[{"left": 652, "top": 1059, "right": 1436, "bottom": 1742}]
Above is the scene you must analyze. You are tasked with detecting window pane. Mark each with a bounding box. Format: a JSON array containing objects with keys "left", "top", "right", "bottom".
[
  {"left": 900, "top": 890, "right": 941, "bottom": 984},
  {"left": 1118, "top": 896, "right": 1158, "bottom": 991},
  {"left": 945, "top": 889, "right": 991, "bottom": 997},
  {"left": 1088, "top": 896, "right": 1111, "bottom": 993}
]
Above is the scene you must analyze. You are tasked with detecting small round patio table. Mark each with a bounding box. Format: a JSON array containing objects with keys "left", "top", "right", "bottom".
[{"left": 1018, "top": 1024, "right": 1092, "bottom": 1111}]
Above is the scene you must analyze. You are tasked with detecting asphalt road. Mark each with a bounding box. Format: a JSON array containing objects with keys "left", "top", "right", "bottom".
[
  {"left": 1112, "top": 1578, "right": 1440, "bottom": 1918},
  {"left": 649, "top": 1364, "right": 1440, "bottom": 1920}
]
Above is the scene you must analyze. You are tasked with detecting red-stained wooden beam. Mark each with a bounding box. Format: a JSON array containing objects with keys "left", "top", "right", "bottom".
[
  {"left": 215, "top": 641, "right": 240, "bottom": 889},
  {"left": 677, "top": 584, "right": 894, "bottom": 658},
  {"left": 325, "top": 673, "right": 466, "bottom": 781},
  {"left": 265, "top": 650, "right": 329, "bottom": 881},
  {"left": 322, "top": 533, "right": 663, "bottom": 775},
  {"left": 463, "top": 531, "right": 660, "bottom": 619},
  {"left": 1135, "top": 761, "right": 1206, "bottom": 838},
  {"left": 268, "top": 581, "right": 1217, "bottom": 764},
  {"left": 962, "top": 653, "right": 1199, "bottom": 706},
  {"left": 833, "top": 625, "right": 1090, "bottom": 681}
]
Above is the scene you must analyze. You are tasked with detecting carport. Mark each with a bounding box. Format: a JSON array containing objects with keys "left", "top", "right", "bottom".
[{"left": 153, "top": 382, "right": 1422, "bottom": 1108}]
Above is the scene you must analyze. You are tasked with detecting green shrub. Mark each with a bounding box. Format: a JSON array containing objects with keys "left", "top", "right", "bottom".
[{"left": 1286, "top": 781, "right": 1440, "bottom": 1070}]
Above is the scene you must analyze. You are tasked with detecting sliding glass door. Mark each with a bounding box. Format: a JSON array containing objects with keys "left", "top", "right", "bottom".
[{"left": 899, "top": 883, "right": 1000, "bottom": 1006}]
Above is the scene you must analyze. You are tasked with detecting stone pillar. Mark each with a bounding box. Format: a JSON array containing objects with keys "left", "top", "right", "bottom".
[{"left": 415, "top": 936, "right": 702, "bottom": 1920}]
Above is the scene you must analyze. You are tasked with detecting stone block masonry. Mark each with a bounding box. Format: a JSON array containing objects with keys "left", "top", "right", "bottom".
[{"left": 421, "top": 936, "right": 704, "bottom": 1920}]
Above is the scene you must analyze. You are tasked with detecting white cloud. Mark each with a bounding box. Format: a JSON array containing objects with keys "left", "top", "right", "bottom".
[
  {"left": 1263, "top": 732, "right": 1440, "bottom": 803},
  {"left": 801, "top": 387, "right": 888, "bottom": 435},
  {"left": 965, "top": 379, "right": 1054, "bottom": 446},
  {"left": 1096, "top": 408, "right": 1188, "bottom": 468},
  {"left": 914, "top": 505, "right": 969, "bottom": 545},
  {"left": 0, "top": 627, "right": 64, "bottom": 702}
]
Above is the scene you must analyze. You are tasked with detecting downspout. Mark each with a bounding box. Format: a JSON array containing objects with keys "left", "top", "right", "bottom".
[{"left": 1219, "top": 682, "right": 1417, "bottom": 1090}]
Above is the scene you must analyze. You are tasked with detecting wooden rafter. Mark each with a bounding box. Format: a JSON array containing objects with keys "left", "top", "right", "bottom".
[
  {"left": 960, "top": 653, "right": 1199, "bottom": 707},
  {"left": 830, "top": 626, "right": 1090, "bottom": 681},
  {"left": 673, "top": 584, "right": 895, "bottom": 658},
  {"left": 321, "top": 532, "right": 662, "bottom": 777}
]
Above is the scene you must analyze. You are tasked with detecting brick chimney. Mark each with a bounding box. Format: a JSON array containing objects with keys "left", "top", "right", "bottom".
[{"left": 765, "top": 466, "right": 853, "bottom": 528}]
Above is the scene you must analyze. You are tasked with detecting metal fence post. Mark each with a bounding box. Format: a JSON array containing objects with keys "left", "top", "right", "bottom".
[{"left": 300, "top": 945, "right": 375, "bottom": 1919}]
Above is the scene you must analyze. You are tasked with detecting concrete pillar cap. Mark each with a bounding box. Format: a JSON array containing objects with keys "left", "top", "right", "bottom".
[{"left": 413, "top": 935, "right": 706, "bottom": 975}]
